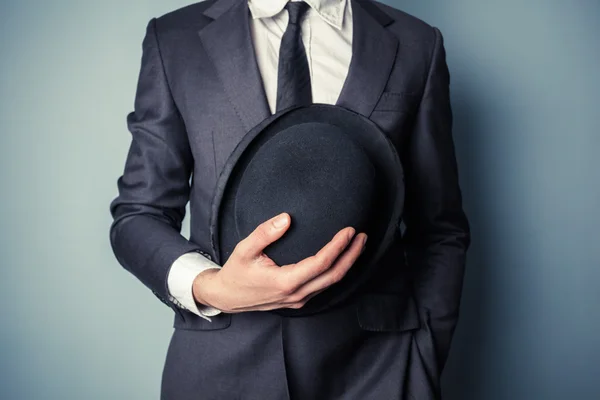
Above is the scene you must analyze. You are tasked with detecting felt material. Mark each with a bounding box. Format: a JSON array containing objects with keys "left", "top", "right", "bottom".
[
  {"left": 234, "top": 122, "right": 376, "bottom": 266},
  {"left": 210, "top": 104, "right": 404, "bottom": 316}
]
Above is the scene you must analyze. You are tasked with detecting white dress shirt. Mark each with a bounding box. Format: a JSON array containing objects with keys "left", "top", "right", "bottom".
[{"left": 167, "top": 0, "right": 353, "bottom": 321}]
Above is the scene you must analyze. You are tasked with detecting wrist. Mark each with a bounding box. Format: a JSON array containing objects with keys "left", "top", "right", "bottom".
[{"left": 192, "top": 268, "right": 220, "bottom": 307}]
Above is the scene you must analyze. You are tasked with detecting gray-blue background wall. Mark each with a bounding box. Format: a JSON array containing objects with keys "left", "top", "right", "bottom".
[{"left": 1, "top": 1, "right": 598, "bottom": 399}]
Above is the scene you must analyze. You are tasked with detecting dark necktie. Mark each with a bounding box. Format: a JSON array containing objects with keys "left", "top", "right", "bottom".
[{"left": 275, "top": 1, "right": 312, "bottom": 112}]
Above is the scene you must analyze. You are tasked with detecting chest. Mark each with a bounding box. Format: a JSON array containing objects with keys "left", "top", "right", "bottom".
[{"left": 159, "top": 26, "right": 423, "bottom": 191}]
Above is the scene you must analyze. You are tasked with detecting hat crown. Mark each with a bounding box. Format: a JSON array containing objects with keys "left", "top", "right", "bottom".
[{"left": 234, "top": 122, "right": 376, "bottom": 265}]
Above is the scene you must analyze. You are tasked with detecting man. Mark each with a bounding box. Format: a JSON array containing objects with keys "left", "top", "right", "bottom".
[{"left": 109, "top": 0, "right": 470, "bottom": 398}]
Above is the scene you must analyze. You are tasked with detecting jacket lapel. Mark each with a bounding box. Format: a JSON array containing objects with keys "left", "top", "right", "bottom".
[
  {"left": 199, "top": 0, "right": 271, "bottom": 133},
  {"left": 198, "top": 0, "right": 398, "bottom": 128},
  {"left": 336, "top": 0, "right": 398, "bottom": 117}
]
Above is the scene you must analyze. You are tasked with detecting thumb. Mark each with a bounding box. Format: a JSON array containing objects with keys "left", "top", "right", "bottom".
[{"left": 236, "top": 213, "right": 291, "bottom": 260}]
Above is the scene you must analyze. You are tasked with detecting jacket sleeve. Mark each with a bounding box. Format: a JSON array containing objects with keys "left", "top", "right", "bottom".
[
  {"left": 108, "top": 17, "right": 205, "bottom": 312},
  {"left": 402, "top": 27, "right": 471, "bottom": 372}
]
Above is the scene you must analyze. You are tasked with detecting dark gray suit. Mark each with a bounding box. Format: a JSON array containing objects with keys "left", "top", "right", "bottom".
[{"left": 108, "top": 0, "right": 471, "bottom": 398}]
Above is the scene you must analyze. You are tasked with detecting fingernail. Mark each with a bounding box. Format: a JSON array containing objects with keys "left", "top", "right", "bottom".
[
  {"left": 347, "top": 227, "right": 356, "bottom": 241},
  {"left": 361, "top": 235, "right": 368, "bottom": 253},
  {"left": 273, "top": 213, "right": 288, "bottom": 229}
]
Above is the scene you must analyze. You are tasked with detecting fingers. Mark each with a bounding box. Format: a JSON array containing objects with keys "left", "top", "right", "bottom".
[
  {"left": 229, "top": 223, "right": 367, "bottom": 313},
  {"left": 278, "top": 226, "right": 356, "bottom": 287},
  {"left": 286, "top": 233, "right": 367, "bottom": 305},
  {"left": 234, "top": 213, "right": 291, "bottom": 260}
]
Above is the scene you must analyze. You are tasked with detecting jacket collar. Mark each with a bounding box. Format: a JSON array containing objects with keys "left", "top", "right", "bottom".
[{"left": 198, "top": 0, "right": 398, "bottom": 131}]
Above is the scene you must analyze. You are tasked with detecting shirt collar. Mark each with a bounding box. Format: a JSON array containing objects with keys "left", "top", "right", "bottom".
[{"left": 247, "top": 0, "right": 347, "bottom": 30}]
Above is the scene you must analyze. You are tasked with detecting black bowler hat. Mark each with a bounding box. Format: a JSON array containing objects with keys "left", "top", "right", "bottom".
[{"left": 209, "top": 104, "right": 404, "bottom": 317}]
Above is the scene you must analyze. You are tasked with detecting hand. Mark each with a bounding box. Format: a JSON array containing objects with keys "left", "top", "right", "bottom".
[{"left": 192, "top": 212, "right": 367, "bottom": 313}]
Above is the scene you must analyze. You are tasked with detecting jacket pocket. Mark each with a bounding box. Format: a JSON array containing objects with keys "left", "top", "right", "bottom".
[
  {"left": 172, "top": 309, "right": 232, "bottom": 331},
  {"left": 372, "top": 91, "right": 418, "bottom": 113},
  {"left": 355, "top": 292, "right": 421, "bottom": 332}
]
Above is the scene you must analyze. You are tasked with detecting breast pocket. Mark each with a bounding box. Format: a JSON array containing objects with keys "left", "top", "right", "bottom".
[
  {"left": 370, "top": 91, "right": 419, "bottom": 137},
  {"left": 372, "top": 91, "right": 418, "bottom": 113}
]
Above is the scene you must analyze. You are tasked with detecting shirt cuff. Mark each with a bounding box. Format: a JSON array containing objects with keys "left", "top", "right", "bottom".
[{"left": 167, "top": 251, "right": 223, "bottom": 321}]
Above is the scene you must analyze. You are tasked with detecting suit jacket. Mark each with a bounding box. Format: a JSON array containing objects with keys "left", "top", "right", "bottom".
[{"left": 108, "top": 0, "right": 471, "bottom": 398}]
